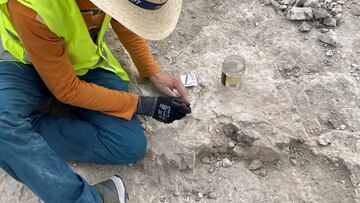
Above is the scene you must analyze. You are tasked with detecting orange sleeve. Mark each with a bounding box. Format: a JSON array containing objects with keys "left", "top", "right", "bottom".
[
  {"left": 8, "top": 0, "right": 139, "bottom": 120},
  {"left": 111, "top": 19, "right": 161, "bottom": 78}
]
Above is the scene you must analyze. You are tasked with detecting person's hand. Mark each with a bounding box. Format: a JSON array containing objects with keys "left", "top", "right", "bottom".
[
  {"left": 136, "top": 96, "right": 191, "bottom": 124},
  {"left": 149, "top": 72, "right": 190, "bottom": 102}
]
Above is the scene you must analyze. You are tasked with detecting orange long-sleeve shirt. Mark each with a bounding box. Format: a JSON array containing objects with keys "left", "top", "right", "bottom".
[{"left": 7, "top": 0, "right": 161, "bottom": 120}]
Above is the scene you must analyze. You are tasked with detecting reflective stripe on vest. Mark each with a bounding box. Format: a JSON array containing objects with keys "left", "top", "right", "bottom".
[
  {"left": 0, "top": 0, "right": 129, "bottom": 81},
  {"left": 0, "top": 3, "right": 30, "bottom": 63},
  {"left": 0, "top": 40, "right": 15, "bottom": 61}
]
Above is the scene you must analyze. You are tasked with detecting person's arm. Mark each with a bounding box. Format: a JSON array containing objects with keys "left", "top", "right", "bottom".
[
  {"left": 8, "top": 0, "right": 138, "bottom": 120},
  {"left": 111, "top": 20, "right": 190, "bottom": 101}
]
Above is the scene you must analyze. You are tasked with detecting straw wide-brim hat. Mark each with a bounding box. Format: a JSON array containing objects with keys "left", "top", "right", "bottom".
[{"left": 90, "top": 0, "right": 183, "bottom": 40}]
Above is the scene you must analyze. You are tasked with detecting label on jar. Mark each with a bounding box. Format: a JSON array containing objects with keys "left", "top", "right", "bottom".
[{"left": 221, "top": 72, "right": 241, "bottom": 89}]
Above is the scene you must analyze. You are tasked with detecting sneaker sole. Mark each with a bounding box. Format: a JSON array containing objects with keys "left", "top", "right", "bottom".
[{"left": 110, "top": 176, "right": 129, "bottom": 203}]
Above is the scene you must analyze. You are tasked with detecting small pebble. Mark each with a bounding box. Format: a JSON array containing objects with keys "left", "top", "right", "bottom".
[
  {"left": 299, "top": 22, "right": 312, "bottom": 32},
  {"left": 201, "top": 156, "right": 211, "bottom": 164},
  {"left": 208, "top": 192, "right": 218, "bottom": 200},
  {"left": 214, "top": 161, "right": 222, "bottom": 168},
  {"left": 290, "top": 158, "right": 298, "bottom": 165},
  {"left": 339, "top": 124, "right": 346, "bottom": 130},
  {"left": 319, "top": 132, "right": 332, "bottom": 146},
  {"left": 279, "top": 5, "right": 288, "bottom": 10},
  {"left": 283, "top": 59, "right": 297, "bottom": 72},
  {"left": 248, "top": 159, "right": 263, "bottom": 171},
  {"left": 208, "top": 167, "right": 215, "bottom": 174},
  {"left": 195, "top": 193, "right": 203, "bottom": 201},
  {"left": 319, "top": 29, "right": 339, "bottom": 47},
  {"left": 320, "top": 28, "right": 330, "bottom": 33},
  {"left": 222, "top": 158, "right": 233, "bottom": 168},
  {"left": 325, "top": 50, "right": 334, "bottom": 57}
]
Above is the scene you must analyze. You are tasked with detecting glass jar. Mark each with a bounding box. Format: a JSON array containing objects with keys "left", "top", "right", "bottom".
[{"left": 221, "top": 55, "right": 246, "bottom": 89}]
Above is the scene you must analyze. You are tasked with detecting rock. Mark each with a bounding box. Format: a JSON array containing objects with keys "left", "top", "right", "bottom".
[
  {"left": 323, "top": 17, "right": 337, "bottom": 27},
  {"left": 331, "top": 4, "right": 343, "bottom": 15},
  {"left": 325, "top": 50, "right": 334, "bottom": 57},
  {"left": 208, "top": 167, "right": 215, "bottom": 174},
  {"left": 290, "top": 158, "right": 298, "bottom": 165},
  {"left": 339, "top": 124, "right": 346, "bottom": 130},
  {"left": 283, "top": 59, "right": 297, "bottom": 72},
  {"left": 195, "top": 193, "right": 203, "bottom": 201},
  {"left": 207, "top": 192, "right": 218, "bottom": 200},
  {"left": 295, "top": 0, "right": 307, "bottom": 7},
  {"left": 248, "top": 159, "right": 263, "bottom": 171},
  {"left": 279, "top": 5, "right": 288, "bottom": 10},
  {"left": 351, "top": 64, "right": 359, "bottom": 69},
  {"left": 287, "top": 7, "right": 314, "bottom": 21},
  {"left": 281, "top": 0, "right": 291, "bottom": 5},
  {"left": 222, "top": 158, "right": 233, "bottom": 168},
  {"left": 160, "top": 195, "right": 166, "bottom": 202},
  {"left": 228, "top": 141, "right": 236, "bottom": 148},
  {"left": 303, "top": 0, "right": 320, "bottom": 8},
  {"left": 318, "top": 30, "right": 339, "bottom": 47},
  {"left": 319, "top": 28, "right": 329, "bottom": 33},
  {"left": 334, "top": 13, "right": 342, "bottom": 23},
  {"left": 299, "top": 22, "right": 312, "bottom": 32},
  {"left": 319, "top": 132, "right": 332, "bottom": 146},
  {"left": 201, "top": 156, "right": 211, "bottom": 164},
  {"left": 312, "top": 8, "right": 331, "bottom": 19},
  {"left": 351, "top": 4, "right": 360, "bottom": 16},
  {"left": 214, "top": 161, "right": 222, "bottom": 168}
]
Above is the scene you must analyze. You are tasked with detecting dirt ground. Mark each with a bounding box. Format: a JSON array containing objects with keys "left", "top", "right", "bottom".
[{"left": 1, "top": 0, "right": 360, "bottom": 202}]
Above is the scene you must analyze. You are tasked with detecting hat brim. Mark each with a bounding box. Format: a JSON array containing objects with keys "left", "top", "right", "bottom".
[{"left": 90, "top": 0, "right": 183, "bottom": 40}]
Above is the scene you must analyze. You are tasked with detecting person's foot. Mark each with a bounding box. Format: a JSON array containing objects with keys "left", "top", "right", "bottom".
[{"left": 94, "top": 175, "right": 129, "bottom": 203}]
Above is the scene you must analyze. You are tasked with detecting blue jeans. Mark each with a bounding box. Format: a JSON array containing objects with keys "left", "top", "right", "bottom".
[{"left": 0, "top": 61, "right": 146, "bottom": 203}]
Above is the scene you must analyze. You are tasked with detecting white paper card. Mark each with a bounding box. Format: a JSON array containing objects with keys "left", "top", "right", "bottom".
[{"left": 181, "top": 74, "right": 198, "bottom": 87}]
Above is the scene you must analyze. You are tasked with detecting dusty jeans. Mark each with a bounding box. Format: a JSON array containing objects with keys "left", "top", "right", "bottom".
[{"left": 0, "top": 61, "right": 146, "bottom": 202}]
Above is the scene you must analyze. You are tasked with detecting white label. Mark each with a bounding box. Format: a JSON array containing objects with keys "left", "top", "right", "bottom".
[{"left": 181, "top": 74, "right": 198, "bottom": 87}]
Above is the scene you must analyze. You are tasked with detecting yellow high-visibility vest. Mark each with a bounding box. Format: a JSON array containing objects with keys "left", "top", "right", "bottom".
[{"left": 0, "top": 0, "right": 129, "bottom": 81}]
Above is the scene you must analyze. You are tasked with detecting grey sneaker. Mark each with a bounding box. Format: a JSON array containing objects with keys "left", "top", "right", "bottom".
[{"left": 94, "top": 175, "right": 129, "bottom": 203}]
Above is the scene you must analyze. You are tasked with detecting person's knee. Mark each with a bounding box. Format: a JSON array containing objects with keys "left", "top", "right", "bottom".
[
  {"left": 108, "top": 129, "right": 147, "bottom": 165},
  {"left": 122, "top": 130, "right": 147, "bottom": 164}
]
